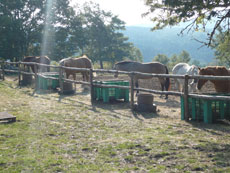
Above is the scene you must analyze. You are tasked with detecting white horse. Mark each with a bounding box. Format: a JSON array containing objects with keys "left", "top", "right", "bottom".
[{"left": 172, "top": 63, "right": 199, "bottom": 93}]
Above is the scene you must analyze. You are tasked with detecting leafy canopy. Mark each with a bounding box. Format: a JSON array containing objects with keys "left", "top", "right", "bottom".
[
  {"left": 144, "top": 0, "right": 230, "bottom": 45},
  {"left": 211, "top": 27, "right": 230, "bottom": 67}
]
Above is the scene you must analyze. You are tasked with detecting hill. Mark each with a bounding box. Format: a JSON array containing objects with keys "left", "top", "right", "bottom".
[{"left": 122, "top": 26, "right": 215, "bottom": 64}]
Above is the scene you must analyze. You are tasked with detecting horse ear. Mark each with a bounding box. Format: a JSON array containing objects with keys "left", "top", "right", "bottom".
[{"left": 198, "top": 67, "right": 201, "bottom": 70}]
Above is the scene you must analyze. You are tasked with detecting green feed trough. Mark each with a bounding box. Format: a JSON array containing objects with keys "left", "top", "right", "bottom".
[
  {"left": 93, "top": 80, "right": 129, "bottom": 103},
  {"left": 181, "top": 94, "right": 230, "bottom": 123},
  {"left": 37, "top": 72, "right": 60, "bottom": 90}
]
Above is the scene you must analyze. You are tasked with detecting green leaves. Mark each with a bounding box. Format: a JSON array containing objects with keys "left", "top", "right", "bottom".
[
  {"left": 211, "top": 27, "right": 230, "bottom": 67},
  {"left": 144, "top": 0, "right": 230, "bottom": 45}
]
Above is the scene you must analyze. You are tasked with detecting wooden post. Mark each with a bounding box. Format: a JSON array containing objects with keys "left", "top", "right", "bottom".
[
  {"left": 59, "top": 66, "right": 63, "bottom": 94},
  {"left": 2, "top": 61, "right": 5, "bottom": 81},
  {"left": 34, "top": 64, "right": 38, "bottom": 91},
  {"left": 0, "top": 61, "right": 2, "bottom": 80},
  {"left": 18, "top": 62, "right": 21, "bottom": 87},
  {"left": 130, "top": 72, "right": 135, "bottom": 110},
  {"left": 184, "top": 75, "right": 189, "bottom": 121},
  {"left": 90, "top": 69, "right": 94, "bottom": 104}
]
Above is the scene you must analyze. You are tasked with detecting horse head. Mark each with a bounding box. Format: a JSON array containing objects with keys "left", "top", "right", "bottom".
[{"left": 189, "top": 65, "right": 199, "bottom": 83}]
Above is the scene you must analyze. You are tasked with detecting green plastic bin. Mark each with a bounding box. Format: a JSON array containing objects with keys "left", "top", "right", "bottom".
[
  {"left": 37, "top": 72, "right": 60, "bottom": 90},
  {"left": 181, "top": 94, "right": 230, "bottom": 123},
  {"left": 93, "top": 80, "right": 129, "bottom": 103}
]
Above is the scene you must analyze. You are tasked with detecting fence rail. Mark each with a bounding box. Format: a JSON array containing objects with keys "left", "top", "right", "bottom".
[{"left": 1, "top": 61, "right": 230, "bottom": 121}]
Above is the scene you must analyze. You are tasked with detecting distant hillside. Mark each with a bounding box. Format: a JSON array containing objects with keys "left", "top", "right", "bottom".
[{"left": 122, "top": 26, "right": 215, "bottom": 64}]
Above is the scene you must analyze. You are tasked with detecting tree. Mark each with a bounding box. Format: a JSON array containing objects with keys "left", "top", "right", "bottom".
[
  {"left": 0, "top": 0, "right": 75, "bottom": 61},
  {"left": 127, "top": 47, "right": 143, "bottom": 62},
  {"left": 0, "top": 0, "right": 45, "bottom": 61},
  {"left": 178, "top": 50, "right": 191, "bottom": 63},
  {"left": 144, "top": 0, "right": 230, "bottom": 46},
  {"left": 166, "top": 50, "right": 192, "bottom": 70},
  {"left": 211, "top": 27, "right": 230, "bottom": 67},
  {"left": 191, "top": 59, "right": 201, "bottom": 67},
  {"left": 77, "top": 2, "right": 142, "bottom": 68},
  {"left": 153, "top": 54, "right": 169, "bottom": 65}
]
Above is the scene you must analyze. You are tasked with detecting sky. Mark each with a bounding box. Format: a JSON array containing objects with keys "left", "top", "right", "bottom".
[{"left": 71, "top": 0, "right": 154, "bottom": 26}]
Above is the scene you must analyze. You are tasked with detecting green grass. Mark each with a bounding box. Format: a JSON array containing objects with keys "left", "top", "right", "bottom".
[{"left": 1, "top": 77, "right": 230, "bottom": 172}]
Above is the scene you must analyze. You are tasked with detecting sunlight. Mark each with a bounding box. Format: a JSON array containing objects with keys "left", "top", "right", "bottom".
[{"left": 41, "top": 0, "right": 56, "bottom": 58}]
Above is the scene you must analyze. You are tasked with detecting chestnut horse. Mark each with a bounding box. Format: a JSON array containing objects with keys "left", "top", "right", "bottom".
[
  {"left": 197, "top": 66, "right": 230, "bottom": 93},
  {"left": 113, "top": 61, "right": 171, "bottom": 99},
  {"left": 59, "top": 55, "right": 93, "bottom": 82},
  {"left": 23, "top": 56, "right": 50, "bottom": 73}
]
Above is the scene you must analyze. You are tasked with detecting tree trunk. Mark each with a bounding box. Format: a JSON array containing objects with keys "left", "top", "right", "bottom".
[{"left": 100, "top": 60, "right": 103, "bottom": 69}]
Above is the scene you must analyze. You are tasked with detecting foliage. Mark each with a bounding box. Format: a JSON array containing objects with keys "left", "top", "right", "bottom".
[
  {"left": 211, "top": 27, "right": 230, "bottom": 67},
  {"left": 0, "top": 0, "right": 75, "bottom": 61},
  {"left": 0, "top": 1, "right": 142, "bottom": 67},
  {"left": 153, "top": 50, "right": 195, "bottom": 71},
  {"left": 0, "top": 0, "right": 45, "bottom": 61},
  {"left": 76, "top": 2, "right": 143, "bottom": 68},
  {"left": 153, "top": 54, "right": 169, "bottom": 65},
  {"left": 144, "top": 0, "right": 230, "bottom": 45}
]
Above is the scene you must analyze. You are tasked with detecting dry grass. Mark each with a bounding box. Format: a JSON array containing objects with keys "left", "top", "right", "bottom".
[{"left": 0, "top": 75, "right": 230, "bottom": 172}]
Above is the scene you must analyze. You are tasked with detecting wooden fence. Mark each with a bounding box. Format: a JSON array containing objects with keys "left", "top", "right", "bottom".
[{"left": 1, "top": 61, "right": 230, "bottom": 121}]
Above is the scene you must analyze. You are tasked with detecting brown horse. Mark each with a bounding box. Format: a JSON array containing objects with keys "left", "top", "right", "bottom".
[
  {"left": 23, "top": 56, "right": 50, "bottom": 73},
  {"left": 113, "top": 61, "right": 171, "bottom": 99},
  {"left": 60, "top": 55, "right": 93, "bottom": 82},
  {"left": 197, "top": 66, "right": 230, "bottom": 93}
]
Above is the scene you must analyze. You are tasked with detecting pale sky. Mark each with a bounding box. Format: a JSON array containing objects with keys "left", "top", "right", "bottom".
[{"left": 71, "top": 0, "right": 153, "bottom": 26}]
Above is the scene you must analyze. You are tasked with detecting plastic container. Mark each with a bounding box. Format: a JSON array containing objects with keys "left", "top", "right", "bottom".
[
  {"left": 93, "top": 80, "right": 129, "bottom": 103},
  {"left": 181, "top": 94, "right": 230, "bottom": 123}
]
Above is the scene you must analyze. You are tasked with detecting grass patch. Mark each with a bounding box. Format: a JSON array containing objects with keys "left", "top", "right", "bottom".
[{"left": 1, "top": 77, "right": 230, "bottom": 172}]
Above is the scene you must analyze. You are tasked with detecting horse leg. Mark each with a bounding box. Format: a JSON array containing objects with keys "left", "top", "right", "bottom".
[
  {"left": 160, "top": 83, "right": 164, "bottom": 98},
  {"left": 174, "top": 80, "right": 179, "bottom": 91},
  {"left": 66, "top": 73, "right": 70, "bottom": 79},
  {"left": 135, "top": 80, "right": 139, "bottom": 96},
  {"left": 85, "top": 73, "right": 90, "bottom": 90},
  {"left": 159, "top": 78, "right": 165, "bottom": 98},
  {"left": 81, "top": 72, "right": 85, "bottom": 81},
  {"left": 177, "top": 79, "right": 183, "bottom": 92},
  {"left": 74, "top": 73, "right": 77, "bottom": 90},
  {"left": 85, "top": 73, "right": 89, "bottom": 82}
]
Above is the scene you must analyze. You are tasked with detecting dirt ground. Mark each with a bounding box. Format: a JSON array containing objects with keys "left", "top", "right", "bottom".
[
  {"left": 2, "top": 74, "right": 230, "bottom": 172},
  {"left": 5, "top": 73, "right": 217, "bottom": 119}
]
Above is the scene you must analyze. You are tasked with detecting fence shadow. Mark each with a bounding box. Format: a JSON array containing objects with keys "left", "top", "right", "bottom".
[{"left": 188, "top": 120, "right": 230, "bottom": 134}]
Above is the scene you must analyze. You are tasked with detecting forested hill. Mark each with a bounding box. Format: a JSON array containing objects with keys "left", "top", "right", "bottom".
[{"left": 122, "top": 26, "right": 215, "bottom": 64}]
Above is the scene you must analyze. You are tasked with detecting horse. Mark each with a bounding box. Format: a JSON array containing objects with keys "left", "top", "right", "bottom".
[
  {"left": 197, "top": 66, "right": 230, "bottom": 93},
  {"left": 59, "top": 55, "right": 93, "bottom": 82},
  {"left": 172, "top": 63, "right": 199, "bottom": 93},
  {"left": 23, "top": 56, "right": 50, "bottom": 73},
  {"left": 113, "top": 61, "right": 170, "bottom": 99}
]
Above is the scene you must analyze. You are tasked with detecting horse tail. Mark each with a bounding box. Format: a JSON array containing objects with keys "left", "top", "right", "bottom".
[{"left": 165, "top": 66, "right": 171, "bottom": 91}]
